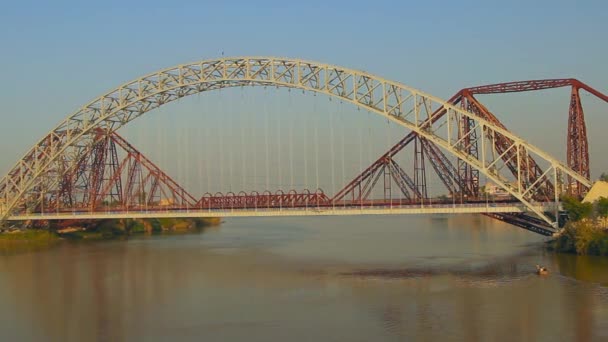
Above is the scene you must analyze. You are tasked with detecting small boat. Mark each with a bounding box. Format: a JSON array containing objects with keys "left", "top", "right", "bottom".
[{"left": 536, "top": 265, "right": 549, "bottom": 275}]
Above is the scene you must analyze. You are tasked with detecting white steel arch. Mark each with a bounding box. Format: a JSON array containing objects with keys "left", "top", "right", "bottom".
[{"left": 0, "top": 57, "right": 591, "bottom": 226}]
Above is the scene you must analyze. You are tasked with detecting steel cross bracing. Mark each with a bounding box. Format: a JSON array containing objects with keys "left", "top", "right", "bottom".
[
  {"left": 197, "top": 189, "right": 332, "bottom": 210},
  {"left": 0, "top": 57, "right": 594, "bottom": 230},
  {"left": 361, "top": 79, "right": 605, "bottom": 232},
  {"left": 16, "top": 129, "right": 554, "bottom": 226},
  {"left": 29, "top": 129, "right": 336, "bottom": 214},
  {"left": 462, "top": 79, "right": 608, "bottom": 197},
  {"left": 19, "top": 129, "right": 554, "bottom": 230},
  {"left": 446, "top": 90, "right": 555, "bottom": 200},
  {"left": 42, "top": 129, "right": 198, "bottom": 212},
  {"left": 338, "top": 79, "right": 607, "bottom": 232}
]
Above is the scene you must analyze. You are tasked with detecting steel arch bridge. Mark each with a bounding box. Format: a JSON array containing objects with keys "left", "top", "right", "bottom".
[{"left": 0, "top": 57, "right": 604, "bottom": 235}]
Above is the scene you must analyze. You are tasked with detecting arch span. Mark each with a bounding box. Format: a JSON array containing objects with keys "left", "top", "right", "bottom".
[{"left": 0, "top": 57, "right": 591, "bottom": 226}]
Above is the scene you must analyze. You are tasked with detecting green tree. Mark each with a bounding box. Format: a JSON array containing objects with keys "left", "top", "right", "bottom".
[
  {"left": 600, "top": 172, "right": 608, "bottom": 182},
  {"left": 597, "top": 197, "right": 608, "bottom": 217},
  {"left": 562, "top": 195, "right": 593, "bottom": 221}
]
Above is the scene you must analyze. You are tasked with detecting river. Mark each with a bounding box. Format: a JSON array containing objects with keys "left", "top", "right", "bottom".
[{"left": 0, "top": 215, "right": 607, "bottom": 341}]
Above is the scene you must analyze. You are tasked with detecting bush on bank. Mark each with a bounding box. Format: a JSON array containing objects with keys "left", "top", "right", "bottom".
[
  {"left": 550, "top": 195, "right": 608, "bottom": 256},
  {"left": 57, "top": 218, "right": 220, "bottom": 240}
]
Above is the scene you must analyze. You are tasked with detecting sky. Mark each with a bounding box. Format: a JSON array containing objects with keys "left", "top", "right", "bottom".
[{"left": 0, "top": 0, "right": 606, "bottom": 195}]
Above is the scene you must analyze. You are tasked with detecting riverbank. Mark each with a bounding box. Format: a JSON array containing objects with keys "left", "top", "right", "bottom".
[
  {"left": 548, "top": 219, "right": 608, "bottom": 256},
  {"left": 56, "top": 217, "right": 222, "bottom": 240},
  {"left": 547, "top": 192, "right": 608, "bottom": 256},
  {"left": 0, "top": 229, "right": 60, "bottom": 254},
  {"left": 0, "top": 217, "right": 222, "bottom": 254}
]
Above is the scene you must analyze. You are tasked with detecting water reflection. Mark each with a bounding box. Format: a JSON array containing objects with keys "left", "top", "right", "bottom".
[
  {"left": 0, "top": 216, "right": 606, "bottom": 341},
  {"left": 554, "top": 253, "right": 608, "bottom": 286}
]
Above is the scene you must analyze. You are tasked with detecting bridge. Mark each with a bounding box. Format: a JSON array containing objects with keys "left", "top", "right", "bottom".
[{"left": 1, "top": 57, "right": 606, "bottom": 236}]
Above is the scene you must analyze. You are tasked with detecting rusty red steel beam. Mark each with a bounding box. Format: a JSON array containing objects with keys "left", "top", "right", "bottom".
[
  {"left": 384, "top": 161, "right": 413, "bottom": 201},
  {"left": 90, "top": 133, "right": 123, "bottom": 207},
  {"left": 106, "top": 134, "right": 124, "bottom": 203},
  {"left": 412, "top": 137, "right": 429, "bottom": 199},
  {"left": 195, "top": 190, "right": 499, "bottom": 210},
  {"left": 335, "top": 79, "right": 606, "bottom": 203},
  {"left": 86, "top": 135, "right": 108, "bottom": 207},
  {"left": 462, "top": 78, "right": 608, "bottom": 197},
  {"left": 352, "top": 156, "right": 421, "bottom": 202},
  {"left": 456, "top": 97, "right": 481, "bottom": 197},
  {"left": 464, "top": 78, "right": 608, "bottom": 102},
  {"left": 58, "top": 148, "right": 91, "bottom": 208},
  {"left": 332, "top": 100, "right": 466, "bottom": 201},
  {"left": 49, "top": 129, "right": 198, "bottom": 210},
  {"left": 108, "top": 131, "right": 198, "bottom": 207},
  {"left": 197, "top": 190, "right": 331, "bottom": 209},
  {"left": 388, "top": 158, "right": 422, "bottom": 199},
  {"left": 331, "top": 133, "right": 418, "bottom": 202},
  {"left": 124, "top": 156, "right": 142, "bottom": 205},
  {"left": 458, "top": 92, "right": 555, "bottom": 199},
  {"left": 332, "top": 87, "right": 512, "bottom": 202},
  {"left": 97, "top": 153, "right": 130, "bottom": 205},
  {"left": 332, "top": 92, "right": 482, "bottom": 202},
  {"left": 464, "top": 79, "right": 575, "bottom": 94},
  {"left": 567, "top": 87, "right": 589, "bottom": 196},
  {"left": 573, "top": 80, "right": 608, "bottom": 103},
  {"left": 331, "top": 104, "right": 455, "bottom": 202},
  {"left": 419, "top": 137, "right": 463, "bottom": 196}
]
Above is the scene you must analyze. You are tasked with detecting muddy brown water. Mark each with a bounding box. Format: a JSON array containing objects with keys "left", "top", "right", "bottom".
[{"left": 0, "top": 215, "right": 607, "bottom": 341}]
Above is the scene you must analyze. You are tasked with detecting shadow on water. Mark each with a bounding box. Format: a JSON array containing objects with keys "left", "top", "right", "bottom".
[{"left": 341, "top": 245, "right": 537, "bottom": 275}]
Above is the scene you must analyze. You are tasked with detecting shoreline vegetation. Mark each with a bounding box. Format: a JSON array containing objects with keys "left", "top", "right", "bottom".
[
  {"left": 0, "top": 217, "right": 221, "bottom": 254},
  {"left": 547, "top": 195, "right": 608, "bottom": 256},
  {"left": 0, "top": 230, "right": 60, "bottom": 254},
  {"left": 56, "top": 217, "right": 222, "bottom": 240}
]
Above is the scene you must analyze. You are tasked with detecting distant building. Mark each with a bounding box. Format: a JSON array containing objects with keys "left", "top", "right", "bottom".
[
  {"left": 484, "top": 182, "right": 510, "bottom": 197},
  {"left": 159, "top": 198, "right": 175, "bottom": 206}
]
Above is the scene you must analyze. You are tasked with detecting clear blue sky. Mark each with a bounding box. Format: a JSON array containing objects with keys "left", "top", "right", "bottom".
[{"left": 0, "top": 0, "right": 606, "bottom": 192}]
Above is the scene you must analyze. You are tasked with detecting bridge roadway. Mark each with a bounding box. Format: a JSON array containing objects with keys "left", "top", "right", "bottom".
[{"left": 5, "top": 202, "right": 557, "bottom": 221}]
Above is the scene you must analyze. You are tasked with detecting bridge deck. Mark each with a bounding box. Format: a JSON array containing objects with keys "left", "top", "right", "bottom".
[{"left": 6, "top": 202, "right": 556, "bottom": 221}]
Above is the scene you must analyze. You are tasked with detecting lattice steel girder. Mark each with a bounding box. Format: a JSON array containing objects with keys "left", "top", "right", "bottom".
[
  {"left": 108, "top": 131, "right": 198, "bottom": 207},
  {"left": 331, "top": 131, "right": 418, "bottom": 202},
  {"left": 38, "top": 130, "right": 197, "bottom": 212},
  {"left": 464, "top": 78, "right": 608, "bottom": 100},
  {"left": 567, "top": 87, "right": 590, "bottom": 196},
  {"left": 456, "top": 92, "right": 554, "bottom": 199},
  {"left": 388, "top": 158, "right": 423, "bottom": 200},
  {"left": 196, "top": 190, "right": 331, "bottom": 209},
  {"left": 0, "top": 57, "right": 591, "bottom": 227},
  {"left": 418, "top": 138, "right": 462, "bottom": 196},
  {"left": 461, "top": 78, "right": 608, "bottom": 197}
]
